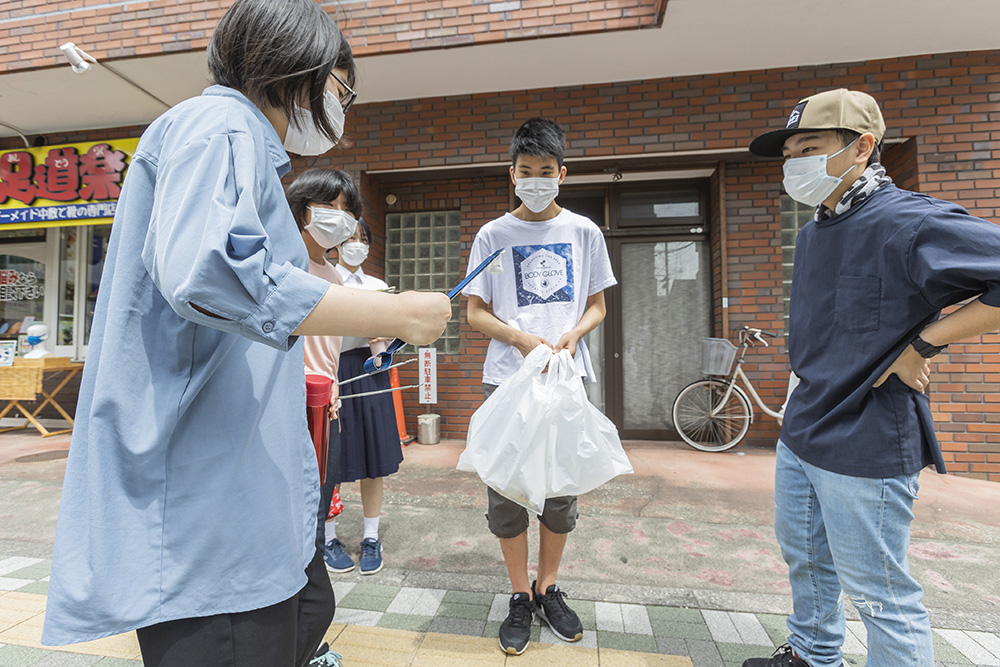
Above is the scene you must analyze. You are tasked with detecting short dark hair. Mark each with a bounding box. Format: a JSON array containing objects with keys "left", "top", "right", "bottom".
[
  {"left": 510, "top": 117, "right": 566, "bottom": 168},
  {"left": 353, "top": 217, "right": 372, "bottom": 245},
  {"left": 208, "top": 0, "right": 356, "bottom": 146},
  {"left": 286, "top": 169, "right": 362, "bottom": 231},
  {"left": 836, "top": 128, "right": 882, "bottom": 167}
]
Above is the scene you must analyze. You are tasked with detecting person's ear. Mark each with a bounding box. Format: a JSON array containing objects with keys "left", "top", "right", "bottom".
[
  {"left": 509, "top": 165, "right": 517, "bottom": 185},
  {"left": 855, "top": 133, "right": 876, "bottom": 166},
  {"left": 557, "top": 165, "right": 567, "bottom": 185}
]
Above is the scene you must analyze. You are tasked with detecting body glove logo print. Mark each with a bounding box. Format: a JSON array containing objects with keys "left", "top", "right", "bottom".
[{"left": 513, "top": 243, "right": 574, "bottom": 306}]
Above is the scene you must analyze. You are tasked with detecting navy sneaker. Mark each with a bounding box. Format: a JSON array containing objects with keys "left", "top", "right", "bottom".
[
  {"left": 498, "top": 592, "right": 534, "bottom": 655},
  {"left": 532, "top": 580, "right": 582, "bottom": 642},
  {"left": 322, "top": 539, "right": 355, "bottom": 574},
  {"left": 359, "top": 537, "right": 383, "bottom": 575}
]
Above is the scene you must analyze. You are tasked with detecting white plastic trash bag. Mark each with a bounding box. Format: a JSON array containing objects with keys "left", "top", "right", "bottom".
[{"left": 457, "top": 345, "right": 633, "bottom": 514}]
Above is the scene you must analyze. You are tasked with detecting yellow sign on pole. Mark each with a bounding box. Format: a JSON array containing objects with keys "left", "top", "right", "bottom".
[{"left": 0, "top": 138, "right": 139, "bottom": 231}]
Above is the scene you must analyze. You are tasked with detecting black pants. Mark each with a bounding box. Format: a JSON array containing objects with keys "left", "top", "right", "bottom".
[{"left": 136, "top": 545, "right": 334, "bottom": 667}]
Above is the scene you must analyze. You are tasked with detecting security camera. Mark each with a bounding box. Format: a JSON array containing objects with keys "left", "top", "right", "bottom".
[{"left": 59, "top": 42, "right": 95, "bottom": 74}]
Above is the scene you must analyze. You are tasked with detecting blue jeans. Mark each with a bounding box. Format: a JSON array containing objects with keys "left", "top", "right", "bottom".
[{"left": 774, "top": 441, "right": 933, "bottom": 667}]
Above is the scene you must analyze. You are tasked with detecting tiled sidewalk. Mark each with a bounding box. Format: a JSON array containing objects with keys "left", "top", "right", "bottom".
[
  {"left": 330, "top": 580, "right": 997, "bottom": 667},
  {"left": 2, "top": 556, "right": 998, "bottom": 667}
]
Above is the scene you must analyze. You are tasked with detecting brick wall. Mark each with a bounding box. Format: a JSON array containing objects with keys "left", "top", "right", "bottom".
[
  {"left": 882, "top": 137, "right": 920, "bottom": 192},
  {"left": 719, "top": 160, "right": 786, "bottom": 448},
  {"left": 312, "top": 51, "right": 1000, "bottom": 221},
  {"left": 301, "top": 49, "right": 1000, "bottom": 479},
  {"left": 0, "top": 0, "right": 664, "bottom": 73},
  {"left": 340, "top": 0, "right": 665, "bottom": 55},
  {"left": 934, "top": 331, "right": 1000, "bottom": 479},
  {"left": 0, "top": 1, "right": 226, "bottom": 71},
  {"left": 3, "top": 49, "right": 999, "bottom": 479}
]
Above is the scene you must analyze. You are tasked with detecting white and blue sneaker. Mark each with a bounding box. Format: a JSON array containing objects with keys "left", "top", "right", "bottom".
[
  {"left": 359, "top": 537, "right": 383, "bottom": 575},
  {"left": 323, "top": 539, "right": 355, "bottom": 573},
  {"left": 309, "top": 643, "right": 344, "bottom": 667}
]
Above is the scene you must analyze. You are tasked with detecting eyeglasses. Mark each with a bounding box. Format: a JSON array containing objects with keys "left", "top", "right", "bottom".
[{"left": 331, "top": 71, "right": 357, "bottom": 114}]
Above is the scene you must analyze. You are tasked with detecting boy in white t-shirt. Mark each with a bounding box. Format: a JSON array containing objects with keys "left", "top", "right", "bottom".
[{"left": 463, "top": 118, "right": 617, "bottom": 655}]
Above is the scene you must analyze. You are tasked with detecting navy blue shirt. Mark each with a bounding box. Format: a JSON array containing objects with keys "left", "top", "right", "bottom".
[{"left": 782, "top": 184, "right": 1000, "bottom": 478}]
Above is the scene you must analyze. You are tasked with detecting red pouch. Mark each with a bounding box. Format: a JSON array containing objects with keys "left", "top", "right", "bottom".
[{"left": 327, "top": 486, "right": 344, "bottom": 519}]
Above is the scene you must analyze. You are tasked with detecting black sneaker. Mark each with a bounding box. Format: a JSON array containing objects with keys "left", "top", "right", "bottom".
[
  {"left": 498, "top": 592, "right": 534, "bottom": 655},
  {"left": 742, "top": 645, "right": 815, "bottom": 667},
  {"left": 532, "top": 580, "right": 583, "bottom": 642}
]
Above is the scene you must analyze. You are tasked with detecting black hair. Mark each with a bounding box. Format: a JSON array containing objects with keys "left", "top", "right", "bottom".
[
  {"left": 509, "top": 117, "right": 567, "bottom": 168},
  {"left": 836, "top": 129, "right": 881, "bottom": 167},
  {"left": 286, "top": 168, "right": 363, "bottom": 231},
  {"left": 208, "top": 0, "right": 356, "bottom": 146},
  {"left": 352, "top": 217, "right": 372, "bottom": 245}
]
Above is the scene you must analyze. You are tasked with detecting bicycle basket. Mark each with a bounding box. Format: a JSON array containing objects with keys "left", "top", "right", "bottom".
[{"left": 702, "top": 338, "right": 737, "bottom": 376}]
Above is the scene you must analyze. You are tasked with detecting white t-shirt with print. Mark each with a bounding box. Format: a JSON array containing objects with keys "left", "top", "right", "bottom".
[{"left": 462, "top": 208, "right": 617, "bottom": 385}]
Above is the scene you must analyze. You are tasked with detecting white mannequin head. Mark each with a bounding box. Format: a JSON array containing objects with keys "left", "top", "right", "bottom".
[{"left": 24, "top": 323, "right": 52, "bottom": 358}]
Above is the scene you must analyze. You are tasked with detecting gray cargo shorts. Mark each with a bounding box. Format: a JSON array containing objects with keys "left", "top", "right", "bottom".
[{"left": 482, "top": 384, "right": 579, "bottom": 539}]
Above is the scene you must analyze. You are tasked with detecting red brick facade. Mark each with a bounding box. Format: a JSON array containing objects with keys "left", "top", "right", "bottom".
[
  {"left": 0, "top": 0, "right": 665, "bottom": 72},
  {"left": 305, "top": 49, "right": 1000, "bottom": 480},
  {"left": 2, "top": 49, "right": 998, "bottom": 480}
]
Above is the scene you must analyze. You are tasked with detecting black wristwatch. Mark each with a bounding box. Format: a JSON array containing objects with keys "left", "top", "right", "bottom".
[{"left": 911, "top": 335, "right": 948, "bottom": 359}]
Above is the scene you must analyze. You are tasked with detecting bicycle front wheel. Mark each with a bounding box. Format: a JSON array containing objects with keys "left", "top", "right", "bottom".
[{"left": 672, "top": 379, "right": 751, "bottom": 452}]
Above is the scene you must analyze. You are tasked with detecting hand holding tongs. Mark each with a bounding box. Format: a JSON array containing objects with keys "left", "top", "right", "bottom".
[{"left": 361, "top": 248, "right": 504, "bottom": 374}]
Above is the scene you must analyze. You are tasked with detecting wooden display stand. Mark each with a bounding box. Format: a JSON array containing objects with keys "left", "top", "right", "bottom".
[{"left": 0, "top": 357, "right": 84, "bottom": 437}]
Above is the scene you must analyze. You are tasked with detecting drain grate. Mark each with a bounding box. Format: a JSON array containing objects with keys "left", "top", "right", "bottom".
[{"left": 15, "top": 450, "right": 70, "bottom": 463}]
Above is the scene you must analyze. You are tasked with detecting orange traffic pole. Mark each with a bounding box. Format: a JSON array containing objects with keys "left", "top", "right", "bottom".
[{"left": 389, "top": 366, "right": 415, "bottom": 446}]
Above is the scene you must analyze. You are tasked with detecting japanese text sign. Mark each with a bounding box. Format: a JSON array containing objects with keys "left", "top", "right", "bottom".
[
  {"left": 418, "top": 347, "right": 437, "bottom": 405},
  {"left": 0, "top": 138, "right": 139, "bottom": 230}
]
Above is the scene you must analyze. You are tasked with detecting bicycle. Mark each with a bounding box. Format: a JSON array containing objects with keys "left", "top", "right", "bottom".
[{"left": 671, "top": 326, "right": 783, "bottom": 452}]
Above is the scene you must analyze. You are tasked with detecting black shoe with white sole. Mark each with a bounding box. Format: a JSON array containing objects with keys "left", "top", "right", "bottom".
[
  {"left": 532, "top": 580, "right": 583, "bottom": 642},
  {"left": 742, "top": 644, "right": 837, "bottom": 667},
  {"left": 498, "top": 592, "right": 534, "bottom": 655}
]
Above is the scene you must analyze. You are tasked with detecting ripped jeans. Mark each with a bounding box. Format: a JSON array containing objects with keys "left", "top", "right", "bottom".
[{"left": 774, "top": 441, "right": 933, "bottom": 667}]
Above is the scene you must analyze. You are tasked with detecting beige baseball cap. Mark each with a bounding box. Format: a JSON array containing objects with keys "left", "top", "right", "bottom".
[{"left": 749, "top": 88, "right": 886, "bottom": 157}]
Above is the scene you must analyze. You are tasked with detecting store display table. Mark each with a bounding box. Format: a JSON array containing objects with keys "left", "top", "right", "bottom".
[{"left": 0, "top": 357, "right": 83, "bottom": 437}]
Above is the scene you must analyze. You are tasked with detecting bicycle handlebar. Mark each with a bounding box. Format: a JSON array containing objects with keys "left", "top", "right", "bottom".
[
  {"left": 738, "top": 326, "right": 778, "bottom": 347},
  {"left": 742, "top": 326, "right": 777, "bottom": 337}
]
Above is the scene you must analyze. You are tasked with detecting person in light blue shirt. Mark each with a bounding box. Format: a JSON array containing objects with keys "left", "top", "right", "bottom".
[{"left": 40, "top": 1, "right": 451, "bottom": 665}]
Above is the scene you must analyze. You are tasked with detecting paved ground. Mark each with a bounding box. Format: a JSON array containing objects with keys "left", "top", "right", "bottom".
[{"left": 0, "top": 429, "right": 998, "bottom": 666}]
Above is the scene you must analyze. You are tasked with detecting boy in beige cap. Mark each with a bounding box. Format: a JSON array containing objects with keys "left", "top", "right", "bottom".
[{"left": 744, "top": 89, "right": 1000, "bottom": 667}]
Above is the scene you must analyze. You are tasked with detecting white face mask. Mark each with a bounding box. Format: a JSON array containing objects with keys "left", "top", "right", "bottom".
[
  {"left": 283, "top": 90, "right": 345, "bottom": 156},
  {"left": 305, "top": 207, "right": 357, "bottom": 249},
  {"left": 782, "top": 137, "right": 859, "bottom": 207},
  {"left": 339, "top": 241, "right": 369, "bottom": 267},
  {"left": 515, "top": 177, "right": 560, "bottom": 213}
]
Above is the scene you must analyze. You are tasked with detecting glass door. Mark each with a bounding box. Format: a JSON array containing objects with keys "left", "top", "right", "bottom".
[
  {"left": 617, "top": 239, "right": 712, "bottom": 436},
  {"left": 0, "top": 242, "right": 50, "bottom": 355},
  {"left": 558, "top": 188, "right": 609, "bottom": 413},
  {"left": 562, "top": 178, "right": 713, "bottom": 438},
  {"left": 55, "top": 224, "right": 112, "bottom": 359}
]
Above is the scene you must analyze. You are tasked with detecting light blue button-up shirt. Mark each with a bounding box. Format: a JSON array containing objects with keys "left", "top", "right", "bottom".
[{"left": 42, "top": 86, "right": 331, "bottom": 645}]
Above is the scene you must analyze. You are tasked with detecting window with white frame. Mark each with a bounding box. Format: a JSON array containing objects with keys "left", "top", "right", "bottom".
[
  {"left": 781, "top": 195, "right": 813, "bottom": 326},
  {"left": 385, "top": 211, "right": 462, "bottom": 354}
]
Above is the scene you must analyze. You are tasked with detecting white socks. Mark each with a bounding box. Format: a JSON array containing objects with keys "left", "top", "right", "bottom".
[
  {"left": 363, "top": 516, "right": 380, "bottom": 542},
  {"left": 327, "top": 517, "right": 380, "bottom": 542}
]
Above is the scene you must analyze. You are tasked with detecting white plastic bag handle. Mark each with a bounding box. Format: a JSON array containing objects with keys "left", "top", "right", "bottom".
[
  {"left": 540, "top": 348, "right": 576, "bottom": 390},
  {"left": 523, "top": 344, "right": 555, "bottom": 376}
]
